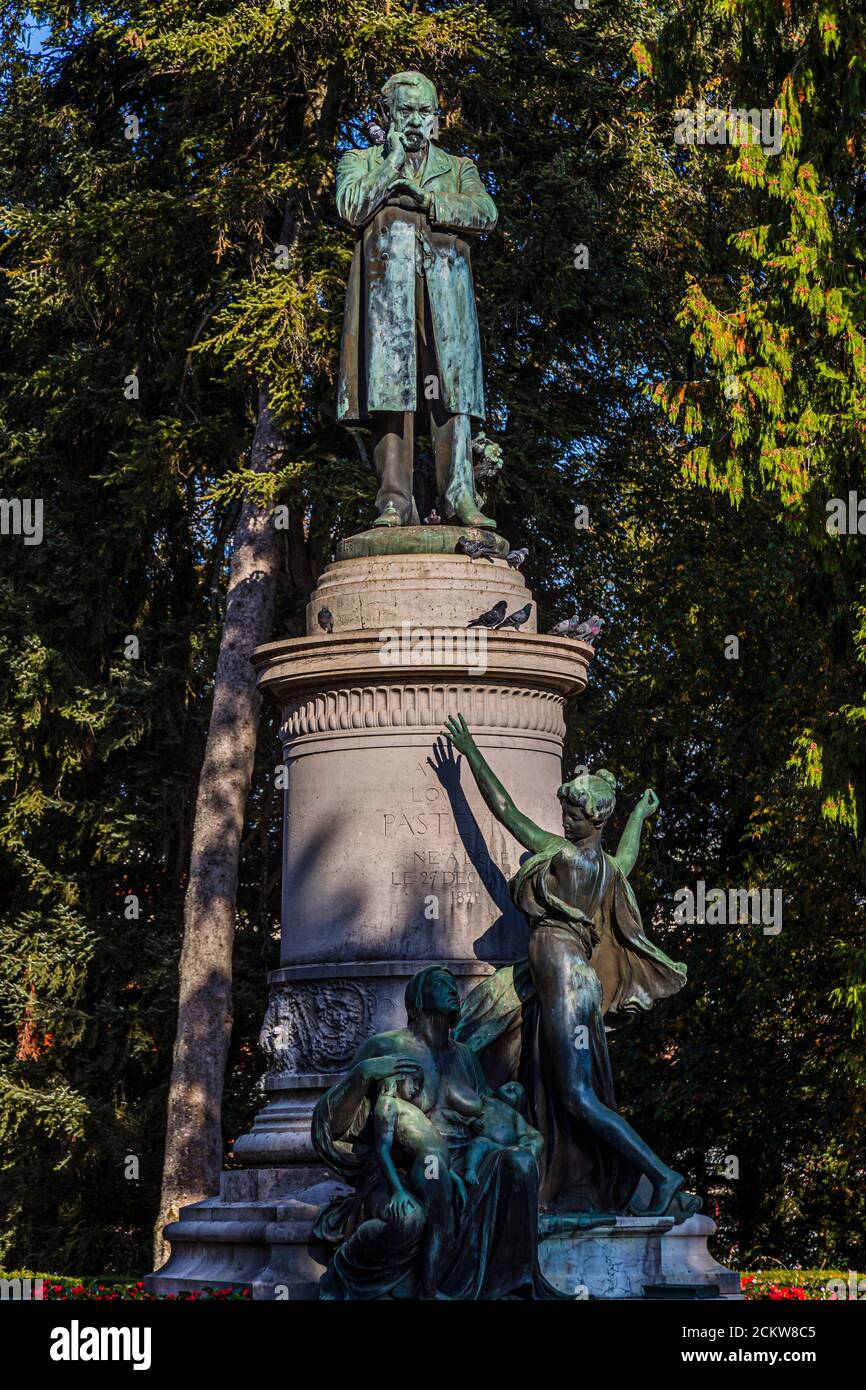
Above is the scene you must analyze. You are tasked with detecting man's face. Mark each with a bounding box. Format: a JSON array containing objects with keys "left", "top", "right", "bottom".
[{"left": 391, "top": 87, "right": 436, "bottom": 151}]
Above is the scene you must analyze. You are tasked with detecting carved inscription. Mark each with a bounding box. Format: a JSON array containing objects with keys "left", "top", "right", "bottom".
[{"left": 383, "top": 763, "right": 518, "bottom": 904}]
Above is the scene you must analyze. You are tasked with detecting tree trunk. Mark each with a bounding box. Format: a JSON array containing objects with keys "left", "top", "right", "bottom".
[
  {"left": 153, "top": 392, "right": 284, "bottom": 1265},
  {"left": 153, "top": 65, "right": 344, "bottom": 1269}
]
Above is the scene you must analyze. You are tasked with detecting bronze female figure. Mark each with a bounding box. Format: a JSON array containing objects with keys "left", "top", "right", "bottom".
[{"left": 444, "top": 714, "right": 699, "bottom": 1220}]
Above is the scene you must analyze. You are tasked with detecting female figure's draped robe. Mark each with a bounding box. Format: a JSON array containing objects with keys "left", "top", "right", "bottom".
[{"left": 454, "top": 847, "right": 687, "bottom": 1213}]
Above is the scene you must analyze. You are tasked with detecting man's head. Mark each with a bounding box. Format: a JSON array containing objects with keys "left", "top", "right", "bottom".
[
  {"left": 404, "top": 966, "right": 460, "bottom": 1025},
  {"left": 557, "top": 768, "right": 617, "bottom": 842},
  {"left": 381, "top": 71, "right": 439, "bottom": 151}
]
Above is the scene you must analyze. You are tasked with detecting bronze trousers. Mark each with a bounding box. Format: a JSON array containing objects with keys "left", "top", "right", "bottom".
[{"left": 371, "top": 272, "right": 475, "bottom": 524}]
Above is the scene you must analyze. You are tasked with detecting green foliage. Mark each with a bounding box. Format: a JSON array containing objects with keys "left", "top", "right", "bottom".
[
  {"left": 0, "top": 0, "right": 862, "bottom": 1278},
  {"left": 649, "top": 0, "right": 866, "bottom": 841}
]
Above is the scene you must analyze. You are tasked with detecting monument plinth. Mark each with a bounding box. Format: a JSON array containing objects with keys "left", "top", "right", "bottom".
[
  {"left": 304, "top": 548, "right": 532, "bottom": 631},
  {"left": 335, "top": 524, "right": 510, "bottom": 562},
  {"left": 148, "top": 549, "right": 590, "bottom": 1297},
  {"left": 234, "top": 551, "right": 589, "bottom": 1169},
  {"left": 539, "top": 1213, "right": 742, "bottom": 1300}
]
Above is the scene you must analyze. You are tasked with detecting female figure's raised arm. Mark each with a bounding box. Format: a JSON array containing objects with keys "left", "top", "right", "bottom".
[
  {"left": 613, "top": 789, "right": 659, "bottom": 878},
  {"left": 442, "top": 714, "right": 559, "bottom": 855}
]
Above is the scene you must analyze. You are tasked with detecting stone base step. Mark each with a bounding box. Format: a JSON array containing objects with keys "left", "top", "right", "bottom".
[
  {"left": 144, "top": 1168, "right": 345, "bottom": 1301},
  {"left": 539, "top": 1213, "right": 742, "bottom": 1300}
]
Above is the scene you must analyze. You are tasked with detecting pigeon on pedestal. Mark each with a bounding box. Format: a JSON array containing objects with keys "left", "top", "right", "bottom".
[
  {"left": 455, "top": 535, "right": 498, "bottom": 563},
  {"left": 506, "top": 546, "right": 528, "bottom": 570},
  {"left": 496, "top": 602, "right": 533, "bottom": 631},
  {"left": 550, "top": 613, "right": 604, "bottom": 644},
  {"left": 468, "top": 600, "right": 508, "bottom": 629}
]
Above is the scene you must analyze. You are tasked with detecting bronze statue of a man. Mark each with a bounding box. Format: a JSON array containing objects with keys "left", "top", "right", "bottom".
[{"left": 336, "top": 71, "right": 498, "bottom": 530}]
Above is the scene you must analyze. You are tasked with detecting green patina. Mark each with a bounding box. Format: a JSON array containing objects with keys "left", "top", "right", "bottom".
[{"left": 335, "top": 71, "right": 498, "bottom": 534}]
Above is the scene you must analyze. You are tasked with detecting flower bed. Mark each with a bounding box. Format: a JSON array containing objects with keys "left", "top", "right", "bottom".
[
  {"left": 0, "top": 1271, "right": 249, "bottom": 1300},
  {"left": 5, "top": 1267, "right": 861, "bottom": 1300},
  {"left": 741, "top": 1269, "right": 863, "bottom": 1300}
]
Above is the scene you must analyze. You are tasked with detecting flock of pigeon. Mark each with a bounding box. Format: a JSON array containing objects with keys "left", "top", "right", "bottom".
[
  {"left": 318, "top": 601, "right": 601, "bottom": 642},
  {"left": 316, "top": 536, "right": 604, "bottom": 648},
  {"left": 464, "top": 602, "right": 603, "bottom": 642}
]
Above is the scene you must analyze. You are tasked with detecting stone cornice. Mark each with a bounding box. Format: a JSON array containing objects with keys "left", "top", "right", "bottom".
[{"left": 252, "top": 632, "right": 591, "bottom": 703}]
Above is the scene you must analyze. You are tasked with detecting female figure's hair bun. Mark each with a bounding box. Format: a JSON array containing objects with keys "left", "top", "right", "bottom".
[{"left": 594, "top": 768, "right": 617, "bottom": 792}]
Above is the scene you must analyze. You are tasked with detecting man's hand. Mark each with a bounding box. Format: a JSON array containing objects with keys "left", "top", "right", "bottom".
[
  {"left": 387, "top": 177, "right": 431, "bottom": 214},
  {"left": 384, "top": 127, "right": 407, "bottom": 170}
]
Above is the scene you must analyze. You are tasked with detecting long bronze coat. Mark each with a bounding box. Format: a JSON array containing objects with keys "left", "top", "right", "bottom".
[{"left": 335, "top": 141, "right": 497, "bottom": 422}]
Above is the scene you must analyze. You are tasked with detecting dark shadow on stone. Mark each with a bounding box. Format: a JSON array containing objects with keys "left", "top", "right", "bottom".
[{"left": 427, "top": 737, "right": 528, "bottom": 962}]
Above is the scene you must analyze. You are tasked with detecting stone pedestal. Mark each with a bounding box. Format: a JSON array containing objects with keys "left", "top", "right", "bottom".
[
  {"left": 658, "top": 1213, "right": 743, "bottom": 1298},
  {"left": 233, "top": 551, "right": 589, "bottom": 1169},
  {"left": 145, "top": 1168, "right": 343, "bottom": 1300},
  {"left": 149, "top": 547, "right": 589, "bottom": 1296},
  {"left": 539, "top": 1213, "right": 742, "bottom": 1300}
]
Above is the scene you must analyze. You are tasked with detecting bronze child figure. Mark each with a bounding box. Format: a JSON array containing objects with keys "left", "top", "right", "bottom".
[
  {"left": 372, "top": 1067, "right": 455, "bottom": 1296},
  {"left": 462, "top": 1082, "right": 544, "bottom": 1187}
]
